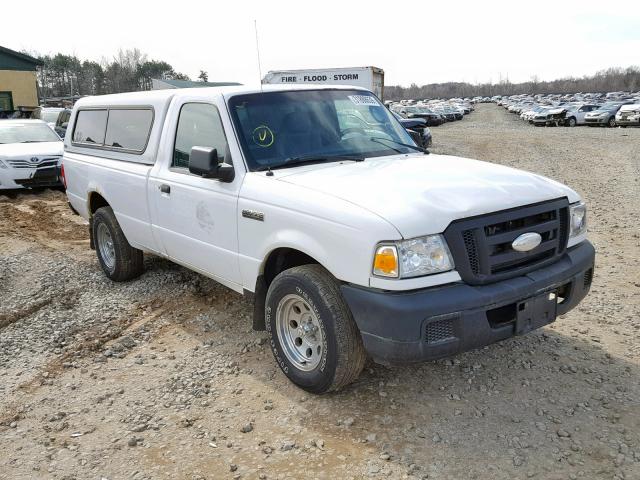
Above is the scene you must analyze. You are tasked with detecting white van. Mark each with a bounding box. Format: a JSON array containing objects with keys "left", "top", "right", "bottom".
[{"left": 63, "top": 85, "right": 595, "bottom": 393}]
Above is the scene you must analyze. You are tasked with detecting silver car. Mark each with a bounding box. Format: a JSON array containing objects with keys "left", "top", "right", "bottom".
[{"left": 563, "top": 104, "right": 600, "bottom": 127}]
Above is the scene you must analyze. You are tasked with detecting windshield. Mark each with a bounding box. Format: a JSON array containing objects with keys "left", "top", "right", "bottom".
[
  {"left": 228, "top": 89, "right": 416, "bottom": 171},
  {"left": 41, "top": 110, "right": 61, "bottom": 123},
  {"left": 0, "top": 123, "right": 61, "bottom": 144}
]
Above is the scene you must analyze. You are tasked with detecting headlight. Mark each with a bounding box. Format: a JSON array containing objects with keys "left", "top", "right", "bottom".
[
  {"left": 569, "top": 201, "right": 587, "bottom": 238},
  {"left": 373, "top": 234, "right": 454, "bottom": 279},
  {"left": 0, "top": 158, "right": 8, "bottom": 169}
]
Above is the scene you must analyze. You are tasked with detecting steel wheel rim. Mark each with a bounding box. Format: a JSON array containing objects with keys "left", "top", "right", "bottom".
[
  {"left": 96, "top": 223, "right": 116, "bottom": 270},
  {"left": 275, "top": 294, "right": 324, "bottom": 371}
]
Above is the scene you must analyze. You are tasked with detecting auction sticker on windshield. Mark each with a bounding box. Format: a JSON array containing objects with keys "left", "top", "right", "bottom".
[
  {"left": 348, "top": 95, "right": 380, "bottom": 106},
  {"left": 252, "top": 125, "right": 275, "bottom": 148}
]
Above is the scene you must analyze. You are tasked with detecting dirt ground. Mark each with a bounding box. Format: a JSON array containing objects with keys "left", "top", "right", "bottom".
[{"left": 1, "top": 105, "right": 639, "bottom": 480}]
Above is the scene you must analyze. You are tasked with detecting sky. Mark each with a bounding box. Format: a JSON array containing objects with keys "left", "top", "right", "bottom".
[{"left": 5, "top": 0, "right": 640, "bottom": 87}]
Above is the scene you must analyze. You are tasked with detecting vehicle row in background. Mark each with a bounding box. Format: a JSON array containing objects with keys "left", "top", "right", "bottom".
[
  {"left": 495, "top": 91, "right": 640, "bottom": 127},
  {"left": 388, "top": 98, "right": 473, "bottom": 126}
]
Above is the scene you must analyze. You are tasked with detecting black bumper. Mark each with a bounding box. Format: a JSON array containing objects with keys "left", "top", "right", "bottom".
[
  {"left": 14, "top": 166, "right": 61, "bottom": 188},
  {"left": 341, "top": 241, "right": 595, "bottom": 365}
]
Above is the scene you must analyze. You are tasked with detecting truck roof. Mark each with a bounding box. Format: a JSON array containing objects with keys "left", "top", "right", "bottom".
[{"left": 74, "top": 84, "right": 371, "bottom": 109}]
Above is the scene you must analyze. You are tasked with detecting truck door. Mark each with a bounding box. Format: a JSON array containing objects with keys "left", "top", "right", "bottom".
[{"left": 148, "top": 100, "right": 243, "bottom": 291}]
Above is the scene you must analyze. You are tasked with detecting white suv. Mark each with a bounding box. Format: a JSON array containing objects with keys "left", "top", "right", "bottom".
[{"left": 63, "top": 85, "right": 595, "bottom": 393}]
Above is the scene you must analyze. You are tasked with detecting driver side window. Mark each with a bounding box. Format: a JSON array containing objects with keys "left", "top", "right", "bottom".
[{"left": 173, "top": 103, "right": 228, "bottom": 169}]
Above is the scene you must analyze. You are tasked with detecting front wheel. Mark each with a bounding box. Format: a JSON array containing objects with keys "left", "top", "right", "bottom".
[
  {"left": 265, "top": 265, "right": 366, "bottom": 394},
  {"left": 567, "top": 117, "right": 577, "bottom": 127},
  {"left": 608, "top": 116, "right": 616, "bottom": 127}
]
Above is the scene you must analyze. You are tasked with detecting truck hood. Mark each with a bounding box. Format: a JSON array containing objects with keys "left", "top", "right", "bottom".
[
  {"left": 275, "top": 154, "right": 579, "bottom": 238},
  {"left": 0, "top": 142, "right": 63, "bottom": 159}
]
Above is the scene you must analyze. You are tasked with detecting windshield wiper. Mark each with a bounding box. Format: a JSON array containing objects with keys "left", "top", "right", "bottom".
[
  {"left": 20, "top": 140, "right": 44, "bottom": 143},
  {"left": 369, "top": 137, "right": 429, "bottom": 154},
  {"left": 256, "top": 154, "right": 364, "bottom": 172}
]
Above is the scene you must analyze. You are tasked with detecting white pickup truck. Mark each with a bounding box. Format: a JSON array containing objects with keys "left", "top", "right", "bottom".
[{"left": 63, "top": 85, "right": 595, "bottom": 393}]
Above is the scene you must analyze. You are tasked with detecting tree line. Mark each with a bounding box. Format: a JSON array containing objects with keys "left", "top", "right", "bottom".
[
  {"left": 28, "top": 48, "right": 193, "bottom": 99},
  {"left": 386, "top": 66, "right": 640, "bottom": 100}
]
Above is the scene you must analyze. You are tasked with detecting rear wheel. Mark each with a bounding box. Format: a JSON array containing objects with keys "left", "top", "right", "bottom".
[
  {"left": 93, "top": 206, "right": 144, "bottom": 281},
  {"left": 265, "top": 265, "right": 366, "bottom": 394}
]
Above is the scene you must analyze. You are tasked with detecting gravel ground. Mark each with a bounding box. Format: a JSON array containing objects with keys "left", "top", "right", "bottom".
[{"left": 1, "top": 104, "right": 639, "bottom": 480}]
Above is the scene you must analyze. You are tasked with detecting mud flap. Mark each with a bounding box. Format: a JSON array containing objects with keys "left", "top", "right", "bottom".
[
  {"left": 89, "top": 217, "right": 95, "bottom": 250},
  {"left": 251, "top": 275, "right": 267, "bottom": 331}
]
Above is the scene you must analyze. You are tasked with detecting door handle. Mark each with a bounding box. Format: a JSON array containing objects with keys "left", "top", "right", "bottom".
[{"left": 159, "top": 184, "right": 171, "bottom": 194}]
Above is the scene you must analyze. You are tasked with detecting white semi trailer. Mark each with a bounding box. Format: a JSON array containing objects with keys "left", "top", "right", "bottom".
[{"left": 262, "top": 66, "right": 385, "bottom": 100}]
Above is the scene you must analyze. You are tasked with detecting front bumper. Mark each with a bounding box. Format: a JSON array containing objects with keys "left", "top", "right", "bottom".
[
  {"left": 8, "top": 166, "right": 61, "bottom": 189},
  {"left": 585, "top": 117, "right": 608, "bottom": 124},
  {"left": 616, "top": 118, "right": 640, "bottom": 126},
  {"left": 341, "top": 241, "right": 595, "bottom": 365},
  {"left": 531, "top": 117, "right": 549, "bottom": 124}
]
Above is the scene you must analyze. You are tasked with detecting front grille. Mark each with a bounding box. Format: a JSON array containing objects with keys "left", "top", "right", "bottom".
[
  {"left": 7, "top": 157, "right": 60, "bottom": 169},
  {"left": 425, "top": 317, "right": 454, "bottom": 344},
  {"left": 444, "top": 198, "right": 570, "bottom": 285},
  {"left": 462, "top": 230, "right": 480, "bottom": 274}
]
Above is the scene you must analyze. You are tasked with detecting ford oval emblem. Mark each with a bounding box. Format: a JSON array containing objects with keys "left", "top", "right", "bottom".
[{"left": 512, "top": 232, "right": 542, "bottom": 252}]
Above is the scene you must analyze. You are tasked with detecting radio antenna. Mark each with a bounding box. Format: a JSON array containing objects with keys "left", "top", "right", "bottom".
[{"left": 254, "top": 20, "right": 263, "bottom": 91}]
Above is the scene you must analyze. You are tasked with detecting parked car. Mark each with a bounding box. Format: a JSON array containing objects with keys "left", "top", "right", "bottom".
[
  {"left": 521, "top": 105, "right": 547, "bottom": 122},
  {"left": 393, "top": 112, "right": 432, "bottom": 148},
  {"left": 0, "top": 120, "right": 64, "bottom": 189},
  {"left": 432, "top": 106, "right": 456, "bottom": 122},
  {"left": 562, "top": 104, "right": 600, "bottom": 127},
  {"left": 394, "top": 106, "right": 444, "bottom": 126},
  {"left": 584, "top": 102, "right": 632, "bottom": 127},
  {"left": 54, "top": 109, "right": 72, "bottom": 138},
  {"left": 32, "top": 107, "right": 65, "bottom": 129},
  {"left": 615, "top": 104, "right": 640, "bottom": 127},
  {"left": 63, "top": 85, "right": 594, "bottom": 393}
]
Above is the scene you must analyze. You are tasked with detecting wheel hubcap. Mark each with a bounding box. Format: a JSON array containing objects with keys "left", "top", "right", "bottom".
[
  {"left": 96, "top": 223, "right": 116, "bottom": 270},
  {"left": 275, "top": 294, "right": 324, "bottom": 371}
]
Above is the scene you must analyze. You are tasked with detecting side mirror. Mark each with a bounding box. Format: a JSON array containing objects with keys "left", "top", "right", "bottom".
[{"left": 188, "top": 146, "right": 235, "bottom": 182}]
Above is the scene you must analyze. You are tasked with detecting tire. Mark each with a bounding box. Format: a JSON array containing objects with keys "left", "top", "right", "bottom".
[
  {"left": 567, "top": 117, "right": 577, "bottom": 127},
  {"left": 93, "top": 206, "right": 144, "bottom": 281},
  {"left": 265, "top": 264, "right": 366, "bottom": 394},
  {"left": 608, "top": 116, "right": 616, "bottom": 127}
]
